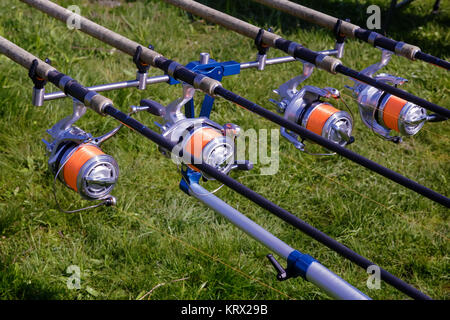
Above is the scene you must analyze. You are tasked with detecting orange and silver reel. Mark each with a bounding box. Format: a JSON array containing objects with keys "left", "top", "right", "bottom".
[
  {"left": 270, "top": 52, "right": 354, "bottom": 154},
  {"left": 162, "top": 118, "right": 241, "bottom": 179},
  {"left": 44, "top": 99, "right": 120, "bottom": 212},
  {"left": 346, "top": 49, "right": 432, "bottom": 143},
  {"left": 136, "top": 84, "right": 251, "bottom": 179},
  {"left": 272, "top": 82, "right": 354, "bottom": 154}
]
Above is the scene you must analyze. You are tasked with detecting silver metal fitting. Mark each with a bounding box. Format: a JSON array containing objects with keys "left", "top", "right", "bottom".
[
  {"left": 257, "top": 53, "right": 267, "bottom": 71},
  {"left": 136, "top": 71, "right": 148, "bottom": 90},
  {"left": 335, "top": 41, "right": 345, "bottom": 59},
  {"left": 89, "top": 94, "right": 113, "bottom": 116},
  {"left": 83, "top": 90, "right": 98, "bottom": 107},
  {"left": 368, "top": 32, "right": 378, "bottom": 46},
  {"left": 200, "top": 52, "right": 210, "bottom": 65},
  {"left": 58, "top": 75, "right": 73, "bottom": 91},
  {"left": 194, "top": 75, "right": 222, "bottom": 97},
  {"left": 395, "top": 42, "right": 421, "bottom": 60},
  {"left": 32, "top": 87, "right": 45, "bottom": 106},
  {"left": 315, "top": 55, "right": 342, "bottom": 74},
  {"left": 167, "top": 61, "right": 182, "bottom": 78},
  {"left": 193, "top": 74, "right": 206, "bottom": 90}
]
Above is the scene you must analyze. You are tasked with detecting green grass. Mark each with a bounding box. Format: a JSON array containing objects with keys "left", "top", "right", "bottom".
[{"left": 0, "top": 0, "right": 448, "bottom": 300}]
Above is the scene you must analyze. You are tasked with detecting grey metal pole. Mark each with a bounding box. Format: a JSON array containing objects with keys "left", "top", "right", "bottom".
[
  {"left": 44, "top": 75, "right": 170, "bottom": 101},
  {"left": 189, "top": 182, "right": 370, "bottom": 300},
  {"left": 189, "top": 182, "right": 294, "bottom": 259}
]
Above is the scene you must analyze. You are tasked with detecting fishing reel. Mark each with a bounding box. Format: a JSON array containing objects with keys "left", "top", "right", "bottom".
[
  {"left": 271, "top": 62, "right": 354, "bottom": 154},
  {"left": 346, "top": 49, "right": 435, "bottom": 143},
  {"left": 43, "top": 99, "right": 120, "bottom": 211},
  {"left": 132, "top": 84, "right": 251, "bottom": 179}
]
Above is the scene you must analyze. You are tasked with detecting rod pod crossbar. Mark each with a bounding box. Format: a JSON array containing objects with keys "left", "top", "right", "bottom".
[{"left": 0, "top": 33, "right": 431, "bottom": 299}]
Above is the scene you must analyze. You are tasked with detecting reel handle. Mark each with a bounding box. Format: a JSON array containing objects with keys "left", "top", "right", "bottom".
[{"left": 140, "top": 99, "right": 166, "bottom": 117}]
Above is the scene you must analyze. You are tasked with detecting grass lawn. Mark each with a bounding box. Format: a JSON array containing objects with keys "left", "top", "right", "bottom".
[{"left": 0, "top": 0, "right": 448, "bottom": 300}]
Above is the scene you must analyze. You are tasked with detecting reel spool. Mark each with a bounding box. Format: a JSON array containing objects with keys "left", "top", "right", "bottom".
[
  {"left": 50, "top": 142, "right": 119, "bottom": 200},
  {"left": 379, "top": 96, "right": 426, "bottom": 136},
  {"left": 295, "top": 100, "right": 352, "bottom": 146},
  {"left": 44, "top": 100, "right": 120, "bottom": 211},
  {"left": 347, "top": 49, "right": 430, "bottom": 143},
  {"left": 272, "top": 84, "right": 354, "bottom": 153}
]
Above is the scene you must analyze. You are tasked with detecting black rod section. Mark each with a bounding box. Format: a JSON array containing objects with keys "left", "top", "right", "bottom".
[
  {"left": 214, "top": 86, "right": 450, "bottom": 208},
  {"left": 160, "top": 0, "right": 449, "bottom": 117},
  {"left": 103, "top": 105, "right": 431, "bottom": 300},
  {"left": 414, "top": 50, "right": 450, "bottom": 70},
  {"left": 353, "top": 28, "right": 450, "bottom": 70}
]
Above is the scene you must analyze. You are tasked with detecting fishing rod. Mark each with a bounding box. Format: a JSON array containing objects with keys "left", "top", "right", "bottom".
[
  {"left": 162, "top": 0, "right": 449, "bottom": 119},
  {"left": 246, "top": 2, "right": 448, "bottom": 142},
  {"left": 0, "top": 35, "right": 373, "bottom": 300},
  {"left": 0, "top": 33, "right": 429, "bottom": 300},
  {"left": 250, "top": 0, "right": 450, "bottom": 70},
  {"left": 19, "top": 0, "right": 450, "bottom": 209}
]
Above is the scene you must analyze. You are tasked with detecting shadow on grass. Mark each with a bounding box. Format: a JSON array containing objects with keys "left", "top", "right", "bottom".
[
  {"left": 190, "top": 0, "right": 449, "bottom": 58},
  {"left": 0, "top": 266, "right": 61, "bottom": 299}
]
